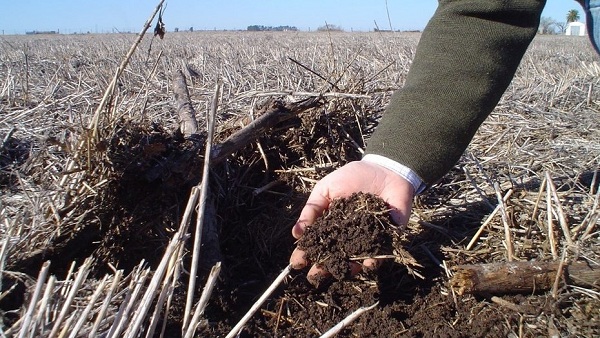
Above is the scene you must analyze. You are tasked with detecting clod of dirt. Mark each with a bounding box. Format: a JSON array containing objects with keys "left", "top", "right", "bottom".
[
  {"left": 0, "top": 135, "right": 31, "bottom": 188},
  {"left": 297, "top": 192, "right": 400, "bottom": 280}
]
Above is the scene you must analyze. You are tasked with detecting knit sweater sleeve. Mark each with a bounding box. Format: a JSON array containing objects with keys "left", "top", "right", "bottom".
[{"left": 365, "top": 0, "right": 545, "bottom": 186}]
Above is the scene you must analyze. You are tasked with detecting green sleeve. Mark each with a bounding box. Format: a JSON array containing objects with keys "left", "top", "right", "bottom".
[{"left": 365, "top": 0, "right": 545, "bottom": 186}]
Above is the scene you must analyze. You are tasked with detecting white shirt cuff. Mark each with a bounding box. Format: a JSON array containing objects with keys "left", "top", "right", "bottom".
[{"left": 362, "top": 154, "right": 427, "bottom": 194}]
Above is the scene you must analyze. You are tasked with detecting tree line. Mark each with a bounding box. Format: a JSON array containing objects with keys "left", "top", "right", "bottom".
[{"left": 247, "top": 25, "right": 298, "bottom": 31}]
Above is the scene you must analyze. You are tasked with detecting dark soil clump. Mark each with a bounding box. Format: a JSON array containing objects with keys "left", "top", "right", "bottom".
[{"left": 298, "top": 192, "right": 398, "bottom": 280}]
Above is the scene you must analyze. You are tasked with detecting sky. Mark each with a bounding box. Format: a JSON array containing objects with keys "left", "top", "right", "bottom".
[{"left": 0, "top": 0, "right": 584, "bottom": 35}]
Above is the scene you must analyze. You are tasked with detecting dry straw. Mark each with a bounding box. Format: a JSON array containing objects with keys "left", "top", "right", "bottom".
[
  {"left": 183, "top": 82, "right": 222, "bottom": 332},
  {"left": 319, "top": 302, "right": 379, "bottom": 338},
  {"left": 226, "top": 265, "right": 292, "bottom": 338}
]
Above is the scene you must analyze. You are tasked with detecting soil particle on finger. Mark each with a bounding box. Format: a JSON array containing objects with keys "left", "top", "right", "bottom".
[{"left": 297, "top": 192, "right": 398, "bottom": 280}]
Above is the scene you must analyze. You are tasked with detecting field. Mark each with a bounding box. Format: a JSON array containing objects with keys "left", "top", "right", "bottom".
[{"left": 1, "top": 27, "right": 599, "bottom": 337}]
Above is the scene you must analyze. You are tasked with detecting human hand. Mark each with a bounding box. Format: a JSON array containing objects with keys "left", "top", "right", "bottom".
[{"left": 289, "top": 160, "right": 415, "bottom": 284}]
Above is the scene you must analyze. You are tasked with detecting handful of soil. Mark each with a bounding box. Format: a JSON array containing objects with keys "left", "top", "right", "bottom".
[{"left": 297, "top": 192, "right": 401, "bottom": 280}]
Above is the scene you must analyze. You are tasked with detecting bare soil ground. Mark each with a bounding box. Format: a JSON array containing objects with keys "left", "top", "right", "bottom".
[{"left": 0, "top": 31, "right": 599, "bottom": 337}]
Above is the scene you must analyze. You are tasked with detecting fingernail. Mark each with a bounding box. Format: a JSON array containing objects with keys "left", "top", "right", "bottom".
[
  {"left": 362, "top": 259, "right": 381, "bottom": 272},
  {"left": 290, "top": 260, "right": 306, "bottom": 270},
  {"left": 307, "top": 264, "right": 331, "bottom": 287},
  {"left": 291, "top": 222, "right": 304, "bottom": 239}
]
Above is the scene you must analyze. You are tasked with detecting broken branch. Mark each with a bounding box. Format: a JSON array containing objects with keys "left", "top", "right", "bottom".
[
  {"left": 173, "top": 70, "right": 199, "bottom": 138},
  {"left": 450, "top": 261, "right": 599, "bottom": 295},
  {"left": 211, "top": 97, "right": 322, "bottom": 164}
]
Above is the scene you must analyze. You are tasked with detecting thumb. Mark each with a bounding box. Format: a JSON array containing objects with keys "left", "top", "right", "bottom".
[
  {"left": 377, "top": 175, "right": 415, "bottom": 227},
  {"left": 292, "top": 188, "right": 330, "bottom": 239}
]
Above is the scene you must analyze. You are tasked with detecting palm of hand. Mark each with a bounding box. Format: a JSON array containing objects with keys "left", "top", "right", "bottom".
[{"left": 290, "top": 160, "right": 415, "bottom": 282}]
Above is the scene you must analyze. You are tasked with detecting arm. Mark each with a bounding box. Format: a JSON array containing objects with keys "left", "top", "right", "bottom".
[
  {"left": 366, "top": 0, "right": 545, "bottom": 187},
  {"left": 291, "top": 0, "right": 546, "bottom": 281}
]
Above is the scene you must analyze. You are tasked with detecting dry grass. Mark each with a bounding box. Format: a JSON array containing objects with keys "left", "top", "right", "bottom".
[{"left": 0, "top": 25, "right": 598, "bottom": 337}]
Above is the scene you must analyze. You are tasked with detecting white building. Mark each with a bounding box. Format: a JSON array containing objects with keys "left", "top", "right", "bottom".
[{"left": 566, "top": 21, "right": 587, "bottom": 36}]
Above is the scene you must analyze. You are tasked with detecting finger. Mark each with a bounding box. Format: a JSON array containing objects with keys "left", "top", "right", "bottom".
[
  {"left": 309, "top": 262, "right": 363, "bottom": 280},
  {"left": 307, "top": 264, "right": 331, "bottom": 286},
  {"left": 349, "top": 262, "right": 363, "bottom": 276},
  {"left": 290, "top": 247, "right": 309, "bottom": 270},
  {"left": 379, "top": 176, "right": 415, "bottom": 226},
  {"left": 292, "top": 190, "right": 331, "bottom": 239},
  {"left": 362, "top": 258, "right": 380, "bottom": 271},
  {"left": 349, "top": 259, "right": 379, "bottom": 276},
  {"left": 388, "top": 208, "right": 411, "bottom": 228}
]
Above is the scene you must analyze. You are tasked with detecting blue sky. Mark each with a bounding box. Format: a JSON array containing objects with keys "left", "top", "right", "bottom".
[{"left": 0, "top": 0, "right": 584, "bottom": 34}]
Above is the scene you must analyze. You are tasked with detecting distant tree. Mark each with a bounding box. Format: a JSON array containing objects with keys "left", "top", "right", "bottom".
[
  {"left": 567, "top": 9, "right": 580, "bottom": 23},
  {"left": 247, "top": 25, "right": 298, "bottom": 31},
  {"left": 539, "top": 16, "right": 558, "bottom": 34},
  {"left": 317, "top": 24, "right": 343, "bottom": 32},
  {"left": 247, "top": 25, "right": 265, "bottom": 31},
  {"left": 174, "top": 27, "right": 179, "bottom": 32},
  {"left": 555, "top": 22, "right": 567, "bottom": 33},
  {"left": 189, "top": 26, "right": 193, "bottom": 32},
  {"left": 277, "top": 25, "right": 298, "bottom": 31}
]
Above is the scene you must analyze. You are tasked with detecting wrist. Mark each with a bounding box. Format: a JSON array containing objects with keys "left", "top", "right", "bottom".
[{"left": 361, "top": 154, "right": 427, "bottom": 194}]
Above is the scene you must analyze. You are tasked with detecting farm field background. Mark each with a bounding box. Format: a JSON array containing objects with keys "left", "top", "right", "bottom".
[{"left": 1, "top": 30, "right": 599, "bottom": 337}]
